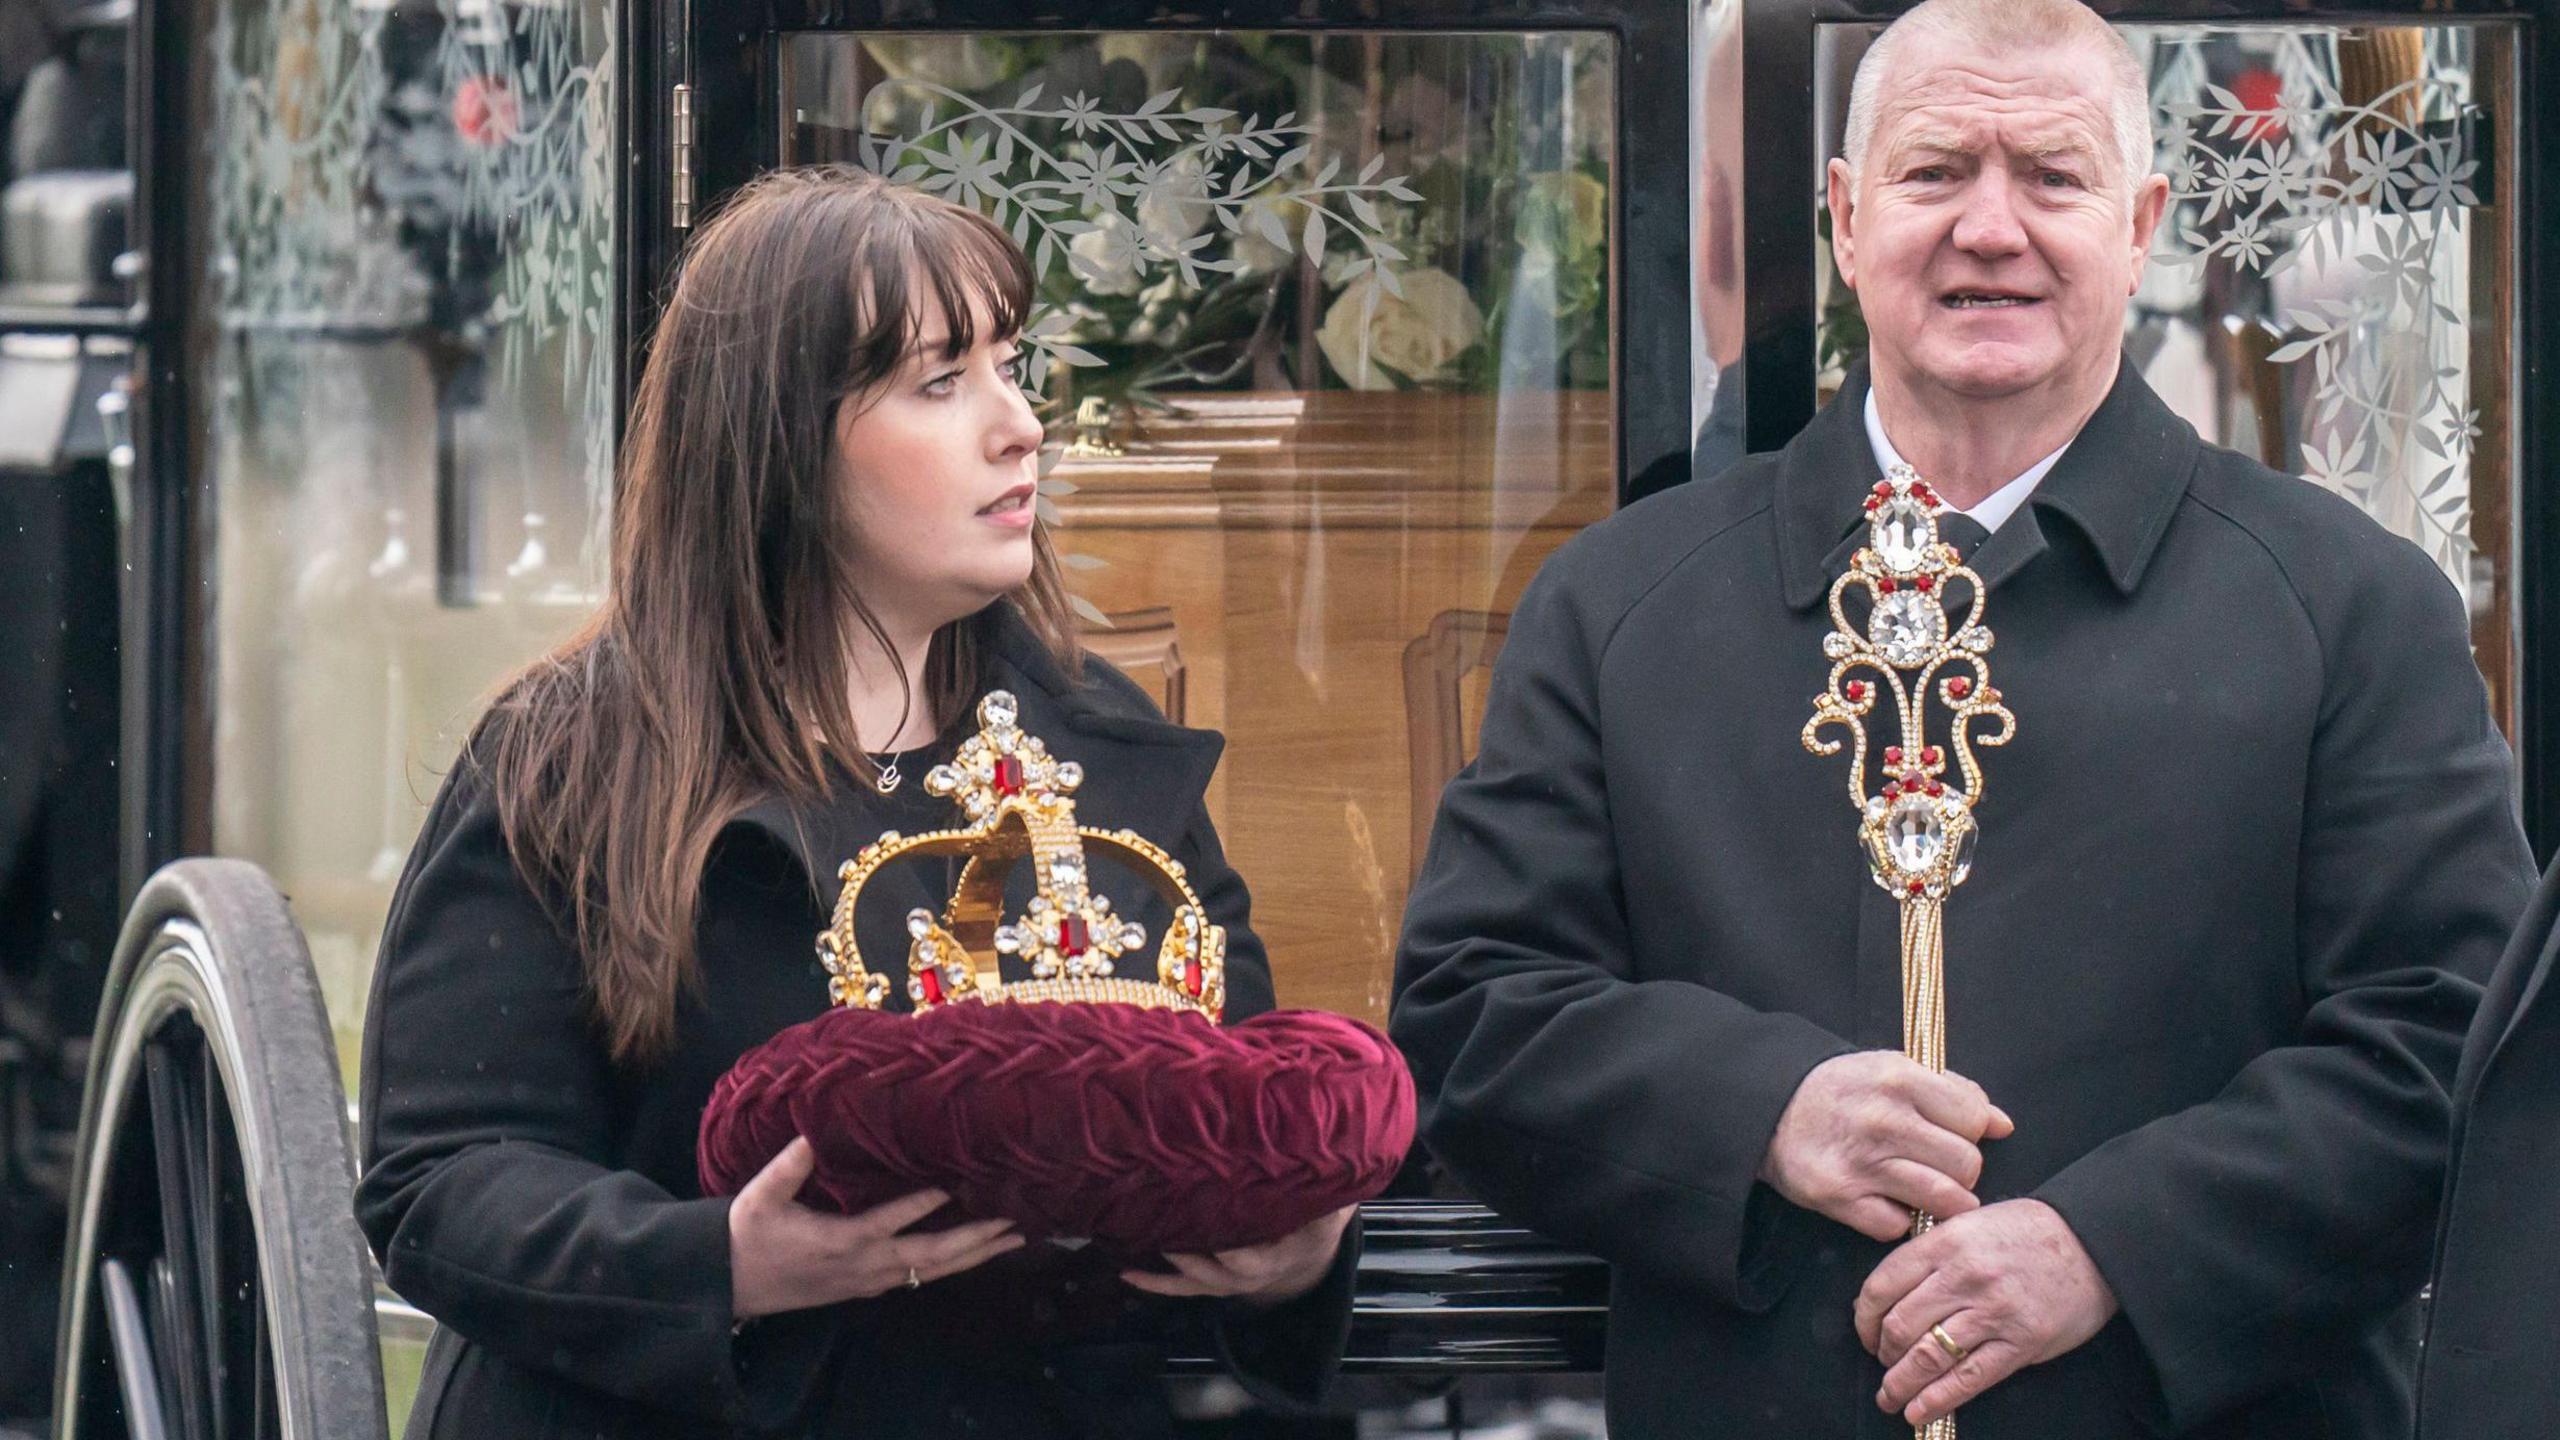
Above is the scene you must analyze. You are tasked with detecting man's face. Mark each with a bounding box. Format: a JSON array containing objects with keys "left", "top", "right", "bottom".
[{"left": 1828, "top": 34, "right": 2167, "bottom": 403}]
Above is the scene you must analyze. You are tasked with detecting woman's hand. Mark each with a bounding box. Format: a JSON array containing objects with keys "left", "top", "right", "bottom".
[
  {"left": 729, "top": 1137, "right": 1023, "bottom": 1319},
  {"left": 1118, "top": 1204, "right": 1356, "bottom": 1309}
]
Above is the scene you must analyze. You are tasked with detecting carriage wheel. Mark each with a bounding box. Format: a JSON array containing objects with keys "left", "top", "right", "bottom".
[{"left": 51, "top": 860, "right": 386, "bottom": 1440}]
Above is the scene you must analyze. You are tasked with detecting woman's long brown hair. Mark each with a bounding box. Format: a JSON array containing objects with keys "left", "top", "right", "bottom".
[{"left": 482, "top": 166, "right": 1082, "bottom": 1064}]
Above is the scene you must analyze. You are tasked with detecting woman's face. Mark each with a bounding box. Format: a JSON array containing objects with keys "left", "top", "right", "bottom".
[{"left": 835, "top": 294, "right": 1046, "bottom": 640}]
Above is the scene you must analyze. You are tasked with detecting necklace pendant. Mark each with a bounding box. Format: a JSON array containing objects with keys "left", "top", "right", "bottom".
[{"left": 873, "top": 757, "right": 903, "bottom": 795}]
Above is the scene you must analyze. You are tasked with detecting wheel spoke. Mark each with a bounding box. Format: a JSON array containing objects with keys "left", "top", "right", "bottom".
[
  {"left": 142, "top": 1032, "right": 214, "bottom": 1440},
  {"left": 97, "top": 1256, "right": 174, "bottom": 1440},
  {"left": 198, "top": 1043, "right": 234, "bottom": 1440},
  {"left": 250, "top": 1287, "right": 276, "bottom": 1440},
  {"left": 147, "top": 1258, "right": 193, "bottom": 1440},
  {"left": 208, "top": 1048, "right": 270, "bottom": 1440}
]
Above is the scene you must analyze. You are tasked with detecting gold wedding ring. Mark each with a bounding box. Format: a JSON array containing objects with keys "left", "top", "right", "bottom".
[{"left": 1929, "top": 1323, "right": 1968, "bottom": 1363}]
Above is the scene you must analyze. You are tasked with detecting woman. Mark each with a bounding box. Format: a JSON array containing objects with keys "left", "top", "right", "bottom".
[{"left": 356, "top": 167, "right": 1357, "bottom": 1439}]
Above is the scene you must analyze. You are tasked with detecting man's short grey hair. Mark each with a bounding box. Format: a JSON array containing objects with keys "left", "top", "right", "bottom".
[{"left": 1841, "top": 0, "right": 2153, "bottom": 191}]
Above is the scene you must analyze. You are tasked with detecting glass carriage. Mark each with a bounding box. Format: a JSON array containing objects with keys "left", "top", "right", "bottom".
[{"left": 0, "top": 0, "right": 2550, "bottom": 1434}]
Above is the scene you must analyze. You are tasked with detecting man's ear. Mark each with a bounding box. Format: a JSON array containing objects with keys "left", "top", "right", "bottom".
[
  {"left": 2125, "top": 171, "right": 2170, "bottom": 295},
  {"left": 1827, "top": 157, "right": 1860, "bottom": 290}
]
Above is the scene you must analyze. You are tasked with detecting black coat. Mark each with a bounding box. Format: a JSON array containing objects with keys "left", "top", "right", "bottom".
[
  {"left": 357, "top": 605, "right": 1356, "bottom": 1440},
  {"left": 1391, "top": 363, "right": 2532, "bottom": 1440},
  {"left": 2417, "top": 853, "right": 2560, "bottom": 1438}
]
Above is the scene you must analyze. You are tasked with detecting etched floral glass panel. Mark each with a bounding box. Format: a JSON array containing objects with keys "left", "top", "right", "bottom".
[
  {"left": 1811, "top": 23, "right": 2519, "bottom": 730},
  {"left": 196, "top": 0, "right": 618, "bottom": 1084},
  {"left": 780, "top": 32, "right": 1617, "bottom": 1024}
]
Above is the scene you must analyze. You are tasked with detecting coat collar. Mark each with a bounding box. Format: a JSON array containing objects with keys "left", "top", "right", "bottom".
[
  {"left": 725, "top": 602, "right": 1224, "bottom": 894},
  {"left": 1777, "top": 358, "right": 2201, "bottom": 610}
]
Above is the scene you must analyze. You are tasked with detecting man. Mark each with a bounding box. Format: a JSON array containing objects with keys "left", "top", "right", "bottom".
[{"left": 1390, "top": 1, "right": 2533, "bottom": 1436}]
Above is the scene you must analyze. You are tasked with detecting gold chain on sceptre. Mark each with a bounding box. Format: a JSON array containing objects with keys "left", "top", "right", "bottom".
[{"left": 1803, "top": 466, "right": 2017, "bottom": 1440}]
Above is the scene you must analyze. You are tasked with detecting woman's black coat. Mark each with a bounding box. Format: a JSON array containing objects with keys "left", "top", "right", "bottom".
[
  {"left": 355, "top": 605, "right": 1357, "bottom": 1439},
  {"left": 2417, "top": 852, "right": 2560, "bottom": 1439}
]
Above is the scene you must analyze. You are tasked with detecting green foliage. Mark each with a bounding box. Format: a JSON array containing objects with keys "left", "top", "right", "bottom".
[{"left": 831, "top": 34, "right": 1616, "bottom": 404}]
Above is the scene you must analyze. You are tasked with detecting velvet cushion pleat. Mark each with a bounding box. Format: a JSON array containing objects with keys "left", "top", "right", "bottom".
[{"left": 699, "top": 1003, "right": 1414, "bottom": 1253}]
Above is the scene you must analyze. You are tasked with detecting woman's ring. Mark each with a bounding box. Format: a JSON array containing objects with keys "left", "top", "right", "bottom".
[
  {"left": 1929, "top": 1323, "right": 1968, "bottom": 1363},
  {"left": 905, "top": 1266, "right": 921, "bottom": 1290}
]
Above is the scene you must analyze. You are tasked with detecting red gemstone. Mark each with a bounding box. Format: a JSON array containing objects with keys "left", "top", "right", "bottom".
[
  {"left": 994, "top": 757, "right": 1025, "bottom": 795},
  {"left": 1883, "top": 782, "right": 1901, "bottom": 801},
  {"left": 1904, "top": 770, "right": 1926, "bottom": 788},
  {"left": 1844, "top": 681, "right": 1868, "bottom": 702},
  {"left": 1878, "top": 578, "right": 1898, "bottom": 595},
  {"left": 917, "top": 967, "right": 945, "bottom": 1005},
  {"left": 1927, "top": 781, "right": 1945, "bottom": 797},
  {"left": 1883, "top": 746, "right": 1904, "bottom": 765},
  {"left": 1914, "top": 575, "right": 1935, "bottom": 593},
  {"left": 1182, "top": 957, "right": 1204, "bottom": 996},
  {"left": 1873, "top": 481, "right": 1893, "bottom": 496},
  {"left": 1864, "top": 497, "right": 1883, "bottom": 512},
  {"left": 1946, "top": 677, "right": 1972, "bottom": 700},
  {"left": 1908, "top": 878, "right": 1927, "bottom": 895},
  {"left": 1057, "top": 917, "right": 1090, "bottom": 956},
  {"left": 1922, "top": 745, "right": 1942, "bottom": 766}
]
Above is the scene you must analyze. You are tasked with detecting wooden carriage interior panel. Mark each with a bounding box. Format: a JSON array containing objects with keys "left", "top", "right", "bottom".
[{"left": 1054, "top": 390, "right": 1612, "bottom": 1023}]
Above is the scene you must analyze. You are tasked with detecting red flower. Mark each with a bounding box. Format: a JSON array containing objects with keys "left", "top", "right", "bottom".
[{"left": 453, "top": 76, "right": 519, "bottom": 147}]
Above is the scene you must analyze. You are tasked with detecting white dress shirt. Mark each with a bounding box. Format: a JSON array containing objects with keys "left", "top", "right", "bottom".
[{"left": 1864, "top": 388, "right": 2072, "bottom": 535}]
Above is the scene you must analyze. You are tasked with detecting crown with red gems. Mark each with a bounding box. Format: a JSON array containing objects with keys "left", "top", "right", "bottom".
[{"left": 820, "top": 691, "right": 1228, "bottom": 1021}]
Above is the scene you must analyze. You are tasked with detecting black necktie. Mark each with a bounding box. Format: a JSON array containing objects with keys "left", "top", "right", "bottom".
[{"left": 1936, "top": 511, "right": 1992, "bottom": 563}]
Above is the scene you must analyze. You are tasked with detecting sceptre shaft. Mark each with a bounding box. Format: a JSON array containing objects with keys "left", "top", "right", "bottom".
[{"left": 1804, "top": 466, "right": 2017, "bottom": 1440}]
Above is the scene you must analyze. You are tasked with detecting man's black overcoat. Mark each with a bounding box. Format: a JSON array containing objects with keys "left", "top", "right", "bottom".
[
  {"left": 2417, "top": 853, "right": 2560, "bottom": 1439},
  {"left": 1392, "top": 364, "right": 2532, "bottom": 1440},
  {"left": 357, "top": 604, "right": 1355, "bottom": 1439}
]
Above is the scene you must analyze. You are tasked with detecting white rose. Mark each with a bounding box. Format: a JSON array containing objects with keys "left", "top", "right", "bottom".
[
  {"left": 1315, "top": 267, "right": 1484, "bottom": 390},
  {"left": 1068, "top": 217, "right": 1144, "bottom": 296},
  {"left": 1136, "top": 154, "right": 1213, "bottom": 250},
  {"left": 1231, "top": 196, "right": 1294, "bottom": 274}
]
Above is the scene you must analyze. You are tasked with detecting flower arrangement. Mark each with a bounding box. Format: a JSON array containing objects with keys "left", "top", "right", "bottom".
[{"left": 807, "top": 33, "right": 1614, "bottom": 417}]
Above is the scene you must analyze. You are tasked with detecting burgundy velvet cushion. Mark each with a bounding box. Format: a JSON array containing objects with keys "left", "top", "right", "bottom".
[{"left": 698, "top": 1002, "right": 1415, "bottom": 1254}]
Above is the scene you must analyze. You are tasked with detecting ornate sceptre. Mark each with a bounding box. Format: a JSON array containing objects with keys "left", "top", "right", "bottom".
[{"left": 1803, "top": 466, "right": 2017, "bottom": 1440}]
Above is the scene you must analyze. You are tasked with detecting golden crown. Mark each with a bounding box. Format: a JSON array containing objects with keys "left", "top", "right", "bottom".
[{"left": 820, "top": 691, "right": 1229, "bottom": 1022}]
